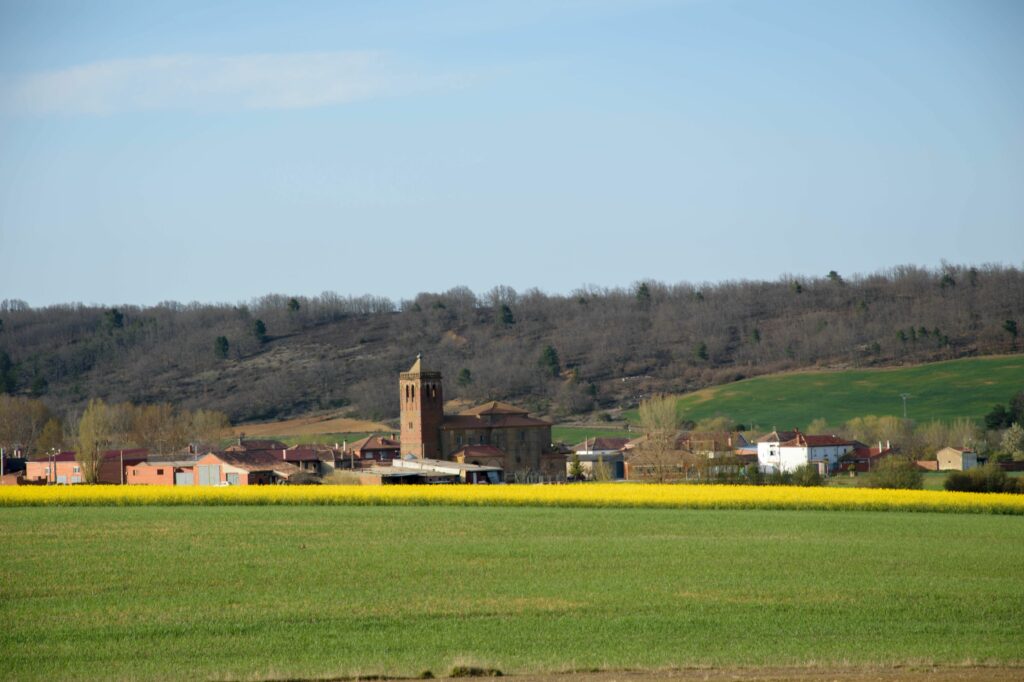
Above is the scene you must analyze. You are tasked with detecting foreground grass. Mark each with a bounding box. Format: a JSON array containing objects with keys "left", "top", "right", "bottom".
[
  {"left": 622, "top": 355, "right": 1024, "bottom": 429},
  {"left": 4, "top": 483, "right": 1023, "bottom": 515},
  {"left": 0, "top": 506, "right": 1021, "bottom": 681}
]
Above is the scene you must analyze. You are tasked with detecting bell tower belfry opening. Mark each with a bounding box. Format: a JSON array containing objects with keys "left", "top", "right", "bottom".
[{"left": 399, "top": 354, "right": 444, "bottom": 459}]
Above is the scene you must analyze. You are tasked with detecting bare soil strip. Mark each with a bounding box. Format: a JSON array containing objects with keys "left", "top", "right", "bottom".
[
  {"left": 231, "top": 414, "right": 391, "bottom": 437},
  {"left": 503, "top": 668, "right": 1024, "bottom": 682}
]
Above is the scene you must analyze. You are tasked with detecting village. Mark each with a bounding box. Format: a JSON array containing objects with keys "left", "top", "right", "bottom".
[{"left": 0, "top": 356, "right": 996, "bottom": 488}]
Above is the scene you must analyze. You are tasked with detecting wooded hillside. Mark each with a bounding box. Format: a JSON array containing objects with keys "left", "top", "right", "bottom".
[{"left": 1, "top": 264, "right": 1021, "bottom": 424}]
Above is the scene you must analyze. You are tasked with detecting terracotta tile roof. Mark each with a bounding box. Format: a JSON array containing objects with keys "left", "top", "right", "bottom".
[
  {"left": 780, "top": 433, "right": 855, "bottom": 447},
  {"left": 460, "top": 400, "right": 529, "bottom": 416},
  {"left": 216, "top": 451, "right": 302, "bottom": 475},
  {"left": 452, "top": 444, "right": 507, "bottom": 459},
  {"left": 278, "top": 447, "right": 322, "bottom": 462},
  {"left": 347, "top": 435, "right": 401, "bottom": 452},
  {"left": 225, "top": 439, "right": 289, "bottom": 452},
  {"left": 851, "top": 446, "right": 895, "bottom": 459},
  {"left": 756, "top": 430, "right": 799, "bottom": 443},
  {"left": 30, "top": 449, "right": 149, "bottom": 463},
  {"left": 133, "top": 460, "right": 199, "bottom": 468}
]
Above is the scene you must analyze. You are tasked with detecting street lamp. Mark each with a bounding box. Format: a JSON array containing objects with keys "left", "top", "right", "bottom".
[{"left": 900, "top": 393, "right": 911, "bottom": 419}]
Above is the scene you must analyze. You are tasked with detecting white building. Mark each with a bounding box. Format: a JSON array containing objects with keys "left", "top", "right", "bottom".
[
  {"left": 569, "top": 437, "right": 629, "bottom": 480},
  {"left": 757, "top": 430, "right": 858, "bottom": 474}
]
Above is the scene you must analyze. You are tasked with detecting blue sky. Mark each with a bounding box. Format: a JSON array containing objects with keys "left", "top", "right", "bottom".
[{"left": 1, "top": 0, "right": 1022, "bottom": 307}]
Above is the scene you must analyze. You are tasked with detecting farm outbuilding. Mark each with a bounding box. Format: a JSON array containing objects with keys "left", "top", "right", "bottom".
[
  {"left": 391, "top": 457, "right": 503, "bottom": 483},
  {"left": 126, "top": 460, "right": 199, "bottom": 486},
  {"left": 936, "top": 447, "right": 984, "bottom": 471}
]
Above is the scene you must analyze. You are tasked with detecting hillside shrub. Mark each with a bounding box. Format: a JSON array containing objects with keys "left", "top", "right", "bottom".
[
  {"left": 864, "top": 457, "right": 924, "bottom": 490},
  {"left": 945, "top": 463, "right": 1021, "bottom": 494},
  {"left": 791, "top": 464, "right": 824, "bottom": 487},
  {"left": 286, "top": 472, "right": 322, "bottom": 485},
  {"left": 323, "top": 470, "right": 362, "bottom": 486}
]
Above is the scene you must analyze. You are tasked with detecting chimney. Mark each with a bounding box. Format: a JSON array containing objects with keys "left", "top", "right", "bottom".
[
  {"left": 878, "top": 441, "right": 882, "bottom": 452},
  {"left": 282, "top": 448, "right": 287, "bottom": 460},
  {"left": 886, "top": 440, "right": 890, "bottom": 450}
]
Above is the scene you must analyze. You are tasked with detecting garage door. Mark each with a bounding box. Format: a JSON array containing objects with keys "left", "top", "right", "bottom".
[
  {"left": 175, "top": 471, "right": 194, "bottom": 486},
  {"left": 198, "top": 465, "right": 221, "bottom": 486}
]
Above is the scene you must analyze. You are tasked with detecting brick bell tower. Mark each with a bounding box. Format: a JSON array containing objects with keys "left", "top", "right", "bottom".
[{"left": 399, "top": 354, "right": 444, "bottom": 459}]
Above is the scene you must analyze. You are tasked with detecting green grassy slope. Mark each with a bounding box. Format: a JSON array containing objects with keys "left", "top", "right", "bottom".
[
  {"left": 2, "top": 506, "right": 1022, "bottom": 681},
  {"left": 552, "top": 426, "right": 634, "bottom": 444},
  {"left": 624, "top": 355, "right": 1024, "bottom": 431}
]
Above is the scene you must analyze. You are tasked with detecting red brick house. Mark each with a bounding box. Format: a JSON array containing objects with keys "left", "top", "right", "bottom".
[
  {"left": 342, "top": 435, "right": 401, "bottom": 467},
  {"left": 25, "top": 449, "right": 148, "bottom": 484}
]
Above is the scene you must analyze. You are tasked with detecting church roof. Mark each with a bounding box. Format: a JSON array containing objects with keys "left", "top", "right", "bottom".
[
  {"left": 408, "top": 354, "right": 423, "bottom": 373},
  {"left": 451, "top": 444, "right": 507, "bottom": 459},
  {"left": 442, "top": 414, "right": 551, "bottom": 429},
  {"left": 459, "top": 400, "right": 529, "bottom": 416}
]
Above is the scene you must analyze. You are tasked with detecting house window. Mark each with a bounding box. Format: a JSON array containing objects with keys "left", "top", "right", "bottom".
[
  {"left": 519, "top": 431, "right": 526, "bottom": 443},
  {"left": 157, "top": 469, "right": 164, "bottom": 475},
  {"left": 408, "top": 422, "right": 413, "bottom": 429},
  {"left": 73, "top": 466, "right": 80, "bottom": 473}
]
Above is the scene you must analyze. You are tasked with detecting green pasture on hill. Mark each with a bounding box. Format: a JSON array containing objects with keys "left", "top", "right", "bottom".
[
  {"left": 1, "top": 506, "right": 1022, "bottom": 681},
  {"left": 623, "top": 355, "right": 1024, "bottom": 431}
]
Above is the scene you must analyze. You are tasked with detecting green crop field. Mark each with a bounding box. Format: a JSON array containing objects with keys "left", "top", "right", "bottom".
[
  {"left": 552, "top": 426, "right": 634, "bottom": 444},
  {"left": 1, "top": 506, "right": 1022, "bottom": 681},
  {"left": 623, "top": 355, "right": 1024, "bottom": 431}
]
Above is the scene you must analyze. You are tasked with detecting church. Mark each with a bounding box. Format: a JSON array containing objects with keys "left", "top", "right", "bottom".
[{"left": 399, "top": 356, "right": 566, "bottom": 482}]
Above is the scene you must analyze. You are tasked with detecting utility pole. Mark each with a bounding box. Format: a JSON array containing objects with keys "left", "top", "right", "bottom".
[{"left": 900, "top": 393, "right": 911, "bottom": 419}]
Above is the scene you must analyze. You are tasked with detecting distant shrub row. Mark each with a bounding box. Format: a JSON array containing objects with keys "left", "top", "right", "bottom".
[{"left": 945, "top": 464, "right": 1022, "bottom": 494}]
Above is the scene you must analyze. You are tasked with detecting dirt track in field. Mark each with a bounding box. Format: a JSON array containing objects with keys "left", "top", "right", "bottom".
[
  {"left": 497, "top": 667, "right": 1024, "bottom": 682},
  {"left": 230, "top": 414, "right": 390, "bottom": 438},
  {"left": 338, "top": 668, "right": 1024, "bottom": 682}
]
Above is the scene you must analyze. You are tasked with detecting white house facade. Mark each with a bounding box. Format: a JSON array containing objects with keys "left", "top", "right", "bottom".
[{"left": 757, "top": 430, "right": 858, "bottom": 474}]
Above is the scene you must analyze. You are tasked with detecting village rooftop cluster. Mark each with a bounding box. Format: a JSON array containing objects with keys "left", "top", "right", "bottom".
[{"left": 0, "top": 357, "right": 998, "bottom": 487}]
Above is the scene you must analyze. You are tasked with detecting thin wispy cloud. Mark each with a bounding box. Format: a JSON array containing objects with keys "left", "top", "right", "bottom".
[{"left": 1, "top": 51, "right": 454, "bottom": 115}]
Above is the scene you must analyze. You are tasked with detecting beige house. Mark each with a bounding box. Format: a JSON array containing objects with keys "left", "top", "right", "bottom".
[{"left": 936, "top": 447, "right": 982, "bottom": 471}]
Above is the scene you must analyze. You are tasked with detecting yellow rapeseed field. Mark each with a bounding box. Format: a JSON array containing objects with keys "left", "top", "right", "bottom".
[{"left": 1, "top": 483, "right": 1023, "bottom": 514}]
